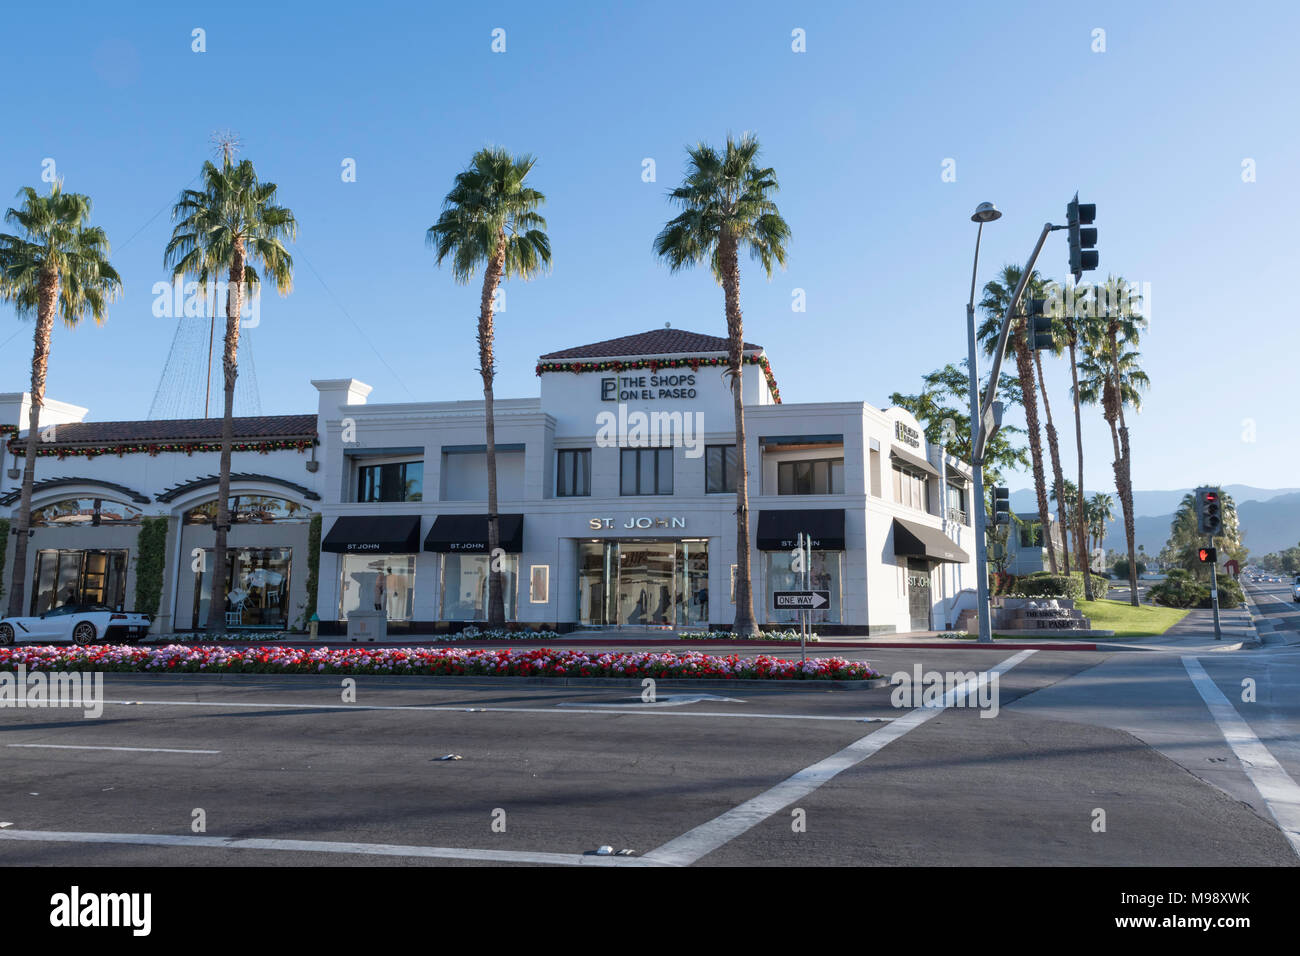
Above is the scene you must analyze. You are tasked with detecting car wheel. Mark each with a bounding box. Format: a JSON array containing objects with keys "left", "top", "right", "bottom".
[
  {"left": 0, "top": 623, "right": 13, "bottom": 646},
  {"left": 72, "top": 622, "right": 96, "bottom": 645}
]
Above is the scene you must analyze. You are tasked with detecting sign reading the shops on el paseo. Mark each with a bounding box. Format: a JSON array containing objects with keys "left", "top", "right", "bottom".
[
  {"left": 601, "top": 375, "right": 697, "bottom": 401},
  {"left": 895, "top": 421, "right": 921, "bottom": 448}
]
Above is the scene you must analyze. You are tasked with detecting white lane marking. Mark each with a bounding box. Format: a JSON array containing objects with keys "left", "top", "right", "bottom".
[
  {"left": 559, "top": 694, "right": 745, "bottom": 708},
  {"left": 0, "top": 829, "right": 658, "bottom": 866},
  {"left": 91, "top": 699, "right": 890, "bottom": 724},
  {"left": 642, "top": 650, "right": 1037, "bottom": 867},
  {"left": 7, "top": 744, "right": 220, "bottom": 755},
  {"left": 1182, "top": 655, "right": 1300, "bottom": 859}
]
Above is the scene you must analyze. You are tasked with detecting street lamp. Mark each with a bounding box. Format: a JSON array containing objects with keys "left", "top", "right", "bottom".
[{"left": 966, "top": 202, "right": 1000, "bottom": 643}]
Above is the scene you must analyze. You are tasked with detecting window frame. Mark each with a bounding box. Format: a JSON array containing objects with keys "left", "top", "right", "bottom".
[
  {"left": 355, "top": 458, "right": 424, "bottom": 503},
  {"left": 705, "top": 444, "right": 738, "bottom": 494},
  {"left": 776, "top": 457, "right": 843, "bottom": 496},
  {"left": 556, "top": 449, "right": 591, "bottom": 498},
  {"left": 620, "top": 447, "right": 674, "bottom": 496}
]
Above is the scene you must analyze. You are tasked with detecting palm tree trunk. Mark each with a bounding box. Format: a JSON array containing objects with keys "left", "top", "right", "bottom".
[
  {"left": 1109, "top": 329, "right": 1140, "bottom": 607},
  {"left": 481, "top": 234, "right": 507, "bottom": 627},
  {"left": 720, "top": 233, "right": 759, "bottom": 637},
  {"left": 7, "top": 268, "right": 59, "bottom": 617},
  {"left": 205, "top": 251, "right": 245, "bottom": 631},
  {"left": 1034, "top": 349, "right": 1070, "bottom": 575},
  {"left": 1016, "top": 339, "right": 1057, "bottom": 574},
  {"left": 1068, "top": 341, "right": 1093, "bottom": 600}
]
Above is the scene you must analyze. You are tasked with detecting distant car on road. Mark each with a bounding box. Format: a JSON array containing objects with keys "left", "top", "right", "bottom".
[
  {"left": 0, "top": 605, "right": 152, "bottom": 645},
  {"left": 1293, "top": 576, "right": 1300, "bottom": 602}
]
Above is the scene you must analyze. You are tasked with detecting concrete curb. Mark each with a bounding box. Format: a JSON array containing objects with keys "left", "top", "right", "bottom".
[{"left": 89, "top": 671, "right": 893, "bottom": 692}]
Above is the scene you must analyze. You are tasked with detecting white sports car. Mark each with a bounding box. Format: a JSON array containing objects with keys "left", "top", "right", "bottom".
[{"left": 0, "top": 605, "right": 153, "bottom": 645}]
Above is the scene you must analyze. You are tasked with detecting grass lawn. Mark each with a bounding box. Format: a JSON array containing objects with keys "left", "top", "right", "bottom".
[{"left": 1071, "top": 598, "right": 1190, "bottom": 638}]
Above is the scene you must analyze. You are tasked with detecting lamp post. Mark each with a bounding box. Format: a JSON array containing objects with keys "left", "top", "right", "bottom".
[{"left": 967, "top": 202, "right": 1001, "bottom": 643}]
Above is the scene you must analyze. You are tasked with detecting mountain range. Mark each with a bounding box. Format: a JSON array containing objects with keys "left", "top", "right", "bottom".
[{"left": 1009, "top": 485, "right": 1300, "bottom": 558}]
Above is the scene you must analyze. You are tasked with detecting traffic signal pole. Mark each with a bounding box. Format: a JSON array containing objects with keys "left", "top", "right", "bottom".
[{"left": 1209, "top": 535, "right": 1222, "bottom": 641}]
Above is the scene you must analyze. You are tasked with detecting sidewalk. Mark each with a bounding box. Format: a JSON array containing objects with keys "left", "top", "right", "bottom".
[{"left": 1137, "top": 606, "right": 1258, "bottom": 650}]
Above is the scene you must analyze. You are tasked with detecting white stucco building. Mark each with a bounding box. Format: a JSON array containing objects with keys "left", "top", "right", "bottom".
[{"left": 1, "top": 328, "right": 978, "bottom": 636}]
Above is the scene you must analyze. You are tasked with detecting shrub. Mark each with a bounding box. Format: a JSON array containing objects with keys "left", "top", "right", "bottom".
[
  {"left": 1201, "top": 575, "right": 1243, "bottom": 609},
  {"left": 1111, "top": 556, "right": 1147, "bottom": 580},
  {"left": 1013, "top": 573, "right": 1084, "bottom": 602},
  {"left": 133, "top": 516, "right": 169, "bottom": 618},
  {"left": 1150, "top": 569, "right": 1208, "bottom": 608}
]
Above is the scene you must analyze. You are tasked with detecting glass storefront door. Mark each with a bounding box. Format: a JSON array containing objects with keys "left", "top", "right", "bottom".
[
  {"left": 32, "top": 549, "right": 128, "bottom": 615},
  {"left": 576, "top": 540, "right": 709, "bottom": 627}
]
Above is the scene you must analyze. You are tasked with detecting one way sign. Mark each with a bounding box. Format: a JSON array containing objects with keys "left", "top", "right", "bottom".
[{"left": 773, "top": 590, "right": 830, "bottom": 610}]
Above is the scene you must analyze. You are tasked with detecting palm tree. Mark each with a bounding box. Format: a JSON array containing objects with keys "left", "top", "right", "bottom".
[
  {"left": 1033, "top": 289, "right": 1072, "bottom": 574},
  {"left": 165, "top": 147, "right": 296, "bottom": 631},
  {"left": 1063, "top": 291, "right": 1104, "bottom": 599},
  {"left": 428, "top": 147, "right": 551, "bottom": 626},
  {"left": 1051, "top": 478, "right": 1078, "bottom": 567},
  {"left": 1088, "top": 492, "right": 1115, "bottom": 556},
  {"left": 0, "top": 183, "right": 121, "bottom": 616},
  {"left": 1079, "top": 278, "right": 1148, "bottom": 605},
  {"left": 654, "top": 133, "right": 790, "bottom": 637},
  {"left": 978, "top": 265, "right": 1057, "bottom": 573}
]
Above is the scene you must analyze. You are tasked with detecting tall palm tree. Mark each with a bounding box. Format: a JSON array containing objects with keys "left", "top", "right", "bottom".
[
  {"left": 1079, "top": 278, "right": 1148, "bottom": 605},
  {"left": 1033, "top": 290, "right": 1071, "bottom": 574},
  {"left": 1051, "top": 477, "right": 1078, "bottom": 566},
  {"left": 428, "top": 147, "right": 551, "bottom": 626},
  {"left": 978, "top": 265, "right": 1057, "bottom": 573},
  {"left": 654, "top": 133, "right": 790, "bottom": 637},
  {"left": 165, "top": 148, "right": 296, "bottom": 631},
  {"left": 0, "top": 183, "right": 121, "bottom": 616},
  {"left": 1063, "top": 291, "right": 1104, "bottom": 598}
]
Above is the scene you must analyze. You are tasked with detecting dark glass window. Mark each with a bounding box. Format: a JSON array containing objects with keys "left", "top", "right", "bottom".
[
  {"left": 620, "top": 448, "right": 673, "bottom": 495},
  {"left": 777, "top": 458, "right": 843, "bottom": 495},
  {"left": 357, "top": 461, "right": 423, "bottom": 502},
  {"left": 705, "top": 445, "right": 738, "bottom": 494},
  {"left": 557, "top": 449, "right": 591, "bottom": 497}
]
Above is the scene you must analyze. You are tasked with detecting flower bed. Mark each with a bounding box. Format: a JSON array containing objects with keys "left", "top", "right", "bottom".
[
  {"left": 679, "top": 629, "right": 820, "bottom": 643},
  {"left": 0, "top": 644, "right": 880, "bottom": 682}
]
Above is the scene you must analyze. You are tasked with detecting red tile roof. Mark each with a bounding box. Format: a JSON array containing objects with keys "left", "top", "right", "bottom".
[
  {"left": 10, "top": 414, "right": 317, "bottom": 446},
  {"left": 539, "top": 328, "right": 762, "bottom": 361}
]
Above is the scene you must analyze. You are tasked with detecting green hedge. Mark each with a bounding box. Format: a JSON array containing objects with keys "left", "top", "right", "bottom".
[
  {"left": 1150, "top": 569, "right": 1243, "bottom": 609},
  {"left": 305, "top": 513, "right": 321, "bottom": 623},
  {"left": 1010, "top": 571, "right": 1109, "bottom": 603},
  {"left": 133, "top": 516, "right": 169, "bottom": 618}
]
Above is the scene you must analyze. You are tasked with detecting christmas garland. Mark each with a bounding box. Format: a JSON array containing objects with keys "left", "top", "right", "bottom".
[
  {"left": 6, "top": 438, "right": 316, "bottom": 460},
  {"left": 535, "top": 353, "right": 782, "bottom": 403}
]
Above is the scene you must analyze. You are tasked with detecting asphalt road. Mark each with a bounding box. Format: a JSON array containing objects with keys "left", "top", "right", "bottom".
[{"left": 2, "top": 624, "right": 1298, "bottom": 867}]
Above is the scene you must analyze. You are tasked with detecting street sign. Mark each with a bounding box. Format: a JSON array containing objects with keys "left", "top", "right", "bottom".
[{"left": 773, "top": 590, "right": 830, "bottom": 611}]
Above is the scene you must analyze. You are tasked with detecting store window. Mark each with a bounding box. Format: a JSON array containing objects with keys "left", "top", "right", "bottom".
[
  {"left": 357, "top": 460, "right": 423, "bottom": 503},
  {"left": 32, "top": 498, "right": 141, "bottom": 527},
  {"left": 441, "top": 553, "right": 519, "bottom": 621},
  {"left": 620, "top": 448, "right": 673, "bottom": 496},
  {"left": 892, "top": 465, "right": 927, "bottom": 511},
  {"left": 575, "top": 540, "right": 709, "bottom": 626},
  {"left": 765, "top": 550, "right": 842, "bottom": 624},
  {"left": 1020, "top": 522, "right": 1043, "bottom": 548},
  {"left": 32, "top": 549, "right": 128, "bottom": 615},
  {"left": 777, "top": 459, "right": 843, "bottom": 495},
  {"left": 193, "top": 548, "right": 292, "bottom": 629},
  {"left": 705, "top": 445, "right": 738, "bottom": 494},
  {"left": 184, "top": 496, "right": 311, "bottom": 525},
  {"left": 557, "top": 449, "right": 591, "bottom": 497},
  {"left": 529, "top": 565, "right": 550, "bottom": 603},
  {"left": 338, "top": 555, "right": 416, "bottom": 622}
]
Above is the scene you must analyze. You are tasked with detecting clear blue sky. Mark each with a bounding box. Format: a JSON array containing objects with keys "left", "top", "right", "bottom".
[{"left": 2, "top": 0, "right": 1296, "bottom": 494}]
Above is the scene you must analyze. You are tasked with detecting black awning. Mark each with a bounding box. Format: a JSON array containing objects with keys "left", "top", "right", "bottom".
[
  {"left": 756, "top": 509, "right": 845, "bottom": 551},
  {"left": 893, "top": 518, "right": 969, "bottom": 563},
  {"left": 890, "top": 448, "right": 940, "bottom": 477},
  {"left": 424, "top": 514, "right": 524, "bottom": 553},
  {"left": 322, "top": 514, "right": 422, "bottom": 554}
]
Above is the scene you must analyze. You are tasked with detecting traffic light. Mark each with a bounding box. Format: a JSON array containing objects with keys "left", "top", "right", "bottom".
[
  {"left": 1198, "top": 547, "right": 1217, "bottom": 564},
  {"left": 1026, "top": 298, "right": 1055, "bottom": 351},
  {"left": 1195, "top": 486, "right": 1223, "bottom": 536},
  {"left": 1066, "top": 193, "right": 1098, "bottom": 283},
  {"left": 992, "top": 486, "right": 1010, "bottom": 525}
]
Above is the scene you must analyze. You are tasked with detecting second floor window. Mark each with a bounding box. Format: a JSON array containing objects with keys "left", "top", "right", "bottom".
[
  {"left": 892, "top": 465, "right": 927, "bottom": 510},
  {"left": 357, "top": 461, "right": 423, "bottom": 503},
  {"left": 557, "top": 449, "right": 591, "bottom": 497},
  {"left": 777, "top": 458, "right": 843, "bottom": 495},
  {"left": 706, "top": 445, "right": 738, "bottom": 494},
  {"left": 945, "top": 484, "right": 968, "bottom": 523},
  {"left": 1020, "top": 523, "right": 1043, "bottom": 548},
  {"left": 620, "top": 448, "right": 673, "bottom": 496}
]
